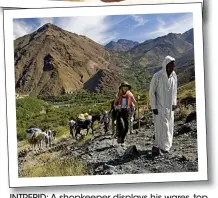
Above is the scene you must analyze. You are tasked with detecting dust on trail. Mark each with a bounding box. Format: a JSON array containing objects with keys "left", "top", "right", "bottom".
[{"left": 18, "top": 117, "right": 198, "bottom": 177}]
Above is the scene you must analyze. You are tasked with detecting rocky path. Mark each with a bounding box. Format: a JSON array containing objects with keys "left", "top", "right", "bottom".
[{"left": 18, "top": 116, "right": 198, "bottom": 177}]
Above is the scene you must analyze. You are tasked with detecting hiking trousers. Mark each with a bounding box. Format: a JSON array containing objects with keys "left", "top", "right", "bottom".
[
  {"left": 111, "top": 110, "right": 118, "bottom": 136},
  {"left": 116, "top": 109, "right": 129, "bottom": 143}
]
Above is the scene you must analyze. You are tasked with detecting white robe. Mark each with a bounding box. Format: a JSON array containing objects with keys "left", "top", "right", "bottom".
[{"left": 149, "top": 56, "right": 177, "bottom": 151}]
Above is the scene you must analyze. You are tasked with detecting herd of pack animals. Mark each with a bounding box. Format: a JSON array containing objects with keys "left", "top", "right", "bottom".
[
  {"left": 26, "top": 128, "right": 57, "bottom": 151},
  {"left": 25, "top": 111, "right": 119, "bottom": 152}
]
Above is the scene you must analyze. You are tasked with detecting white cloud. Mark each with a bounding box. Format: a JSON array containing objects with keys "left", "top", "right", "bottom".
[
  {"left": 148, "top": 14, "right": 193, "bottom": 38},
  {"left": 132, "top": 15, "right": 148, "bottom": 28},
  {"left": 157, "top": 17, "right": 166, "bottom": 26},
  {"left": 56, "top": 16, "right": 118, "bottom": 45},
  {"left": 13, "top": 15, "right": 142, "bottom": 44},
  {"left": 13, "top": 16, "right": 118, "bottom": 45},
  {"left": 13, "top": 20, "right": 34, "bottom": 39},
  {"left": 13, "top": 18, "right": 55, "bottom": 40}
]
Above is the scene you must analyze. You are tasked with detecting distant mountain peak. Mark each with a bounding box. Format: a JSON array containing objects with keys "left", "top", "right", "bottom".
[
  {"left": 105, "top": 39, "right": 139, "bottom": 52},
  {"left": 117, "top": 38, "right": 136, "bottom": 42},
  {"left": 183, "top": 28, "right": 193, "bottom": 34}
]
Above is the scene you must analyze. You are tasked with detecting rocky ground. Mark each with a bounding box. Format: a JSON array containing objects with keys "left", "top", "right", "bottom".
[
  {"left": 67, "top": 120, "right": 197, "bottom": 175},
  {"left": 18, "top": 110, "right": 198, "bottom": 177}
]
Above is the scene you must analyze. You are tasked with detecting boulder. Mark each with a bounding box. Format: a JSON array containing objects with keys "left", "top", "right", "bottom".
[
  {"left": 175, "top": 119, "right": 197, "bottom": 136},
  {"left": 185, "top": 111, "right": 196, "bottom": 123},
  {"left": 178, "top": 124, "right": 192, "bottom": 134},
  {"left": 124, "top": 145, "right": 139, "bottom": 157}
]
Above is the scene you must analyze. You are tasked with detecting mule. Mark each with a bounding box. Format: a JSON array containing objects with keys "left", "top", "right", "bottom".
[
  {"left": 26, "top": 128, "right": 49, "bottom": 151},
  {"left": 74, "top": 119, "right": 92, "bottom": 140},
  {"left": 45, "top": 129, "right": 56, "bottom": 147},
  {"left": 74, "top": 114, "right": 101, "bottom": 139}
]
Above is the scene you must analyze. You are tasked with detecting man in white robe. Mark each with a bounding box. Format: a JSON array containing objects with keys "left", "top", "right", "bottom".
[{"left": 149, "top": 56, "right": 177, "bottom": 154}]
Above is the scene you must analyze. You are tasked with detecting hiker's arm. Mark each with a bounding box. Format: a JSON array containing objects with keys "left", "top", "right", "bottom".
[{"left": 132, "top": 95, "right": 137, "bottom": 106}]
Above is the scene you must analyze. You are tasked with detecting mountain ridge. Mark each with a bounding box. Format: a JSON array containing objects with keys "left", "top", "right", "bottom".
[
  {"left": 14, "top": 24, "right": 195, "bottom": 96},
  {"left": 105, "top": 39, "right": 139, "bottom": 52}
]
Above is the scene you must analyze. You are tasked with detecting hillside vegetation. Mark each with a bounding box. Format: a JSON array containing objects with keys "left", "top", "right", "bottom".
[{"left": 16, "top": 80, "right": 195, "bottom": 142}]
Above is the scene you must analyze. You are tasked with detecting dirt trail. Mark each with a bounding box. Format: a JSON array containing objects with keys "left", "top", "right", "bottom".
[{"left": 18, "top": 114, "right": 198, "bottom": 177}]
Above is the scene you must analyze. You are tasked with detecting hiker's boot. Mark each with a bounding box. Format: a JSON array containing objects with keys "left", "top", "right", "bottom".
[
  {"left": 117, "top": 137, "right": 122, "bottom": 144},
  {"left": 152, "top": 146, "right": 160, "bottom": 156}
]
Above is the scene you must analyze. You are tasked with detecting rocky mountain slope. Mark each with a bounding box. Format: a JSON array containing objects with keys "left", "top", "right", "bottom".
[
  {"left": 182, "top": 28, "right": 194, "bottom": 45},
  {"left": 128, "top": 31, "right": 194, "bottom": 67},
  {"left": 83, "top": 69, "right": 121, "bottom": 96},
  {"left": 122, "top": 29, "right": 195, "bottom": 90},
  {"left": 14, "top": 23, "right": 120, "bottom": 96},
  {"left": 105, "top": 39, "right": 139, "bottom": 52},
  {"left": 14, "top": 23, "right": 194, "bottom": 96}
]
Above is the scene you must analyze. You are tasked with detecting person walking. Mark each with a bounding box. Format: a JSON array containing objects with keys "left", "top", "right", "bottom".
[
  {"left": 116, "top": 81, "right": 136, "bottom": 145},
  {"left": 149, "top": 56, "right": 177, "bottom": 155},
  {"left": 101, "top": 110, "right": 110, "bottom": 134}
]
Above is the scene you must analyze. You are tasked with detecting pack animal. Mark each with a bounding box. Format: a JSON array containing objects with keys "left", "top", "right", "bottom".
[
  {"left": 26, "top": 128, "right": 49, "bottom": 151},
  {"left": 74, "top": 114, "right": 101, "bottom": 140},
  {"left": 45, "top": 129, "right": 56, "bottom": 147}
]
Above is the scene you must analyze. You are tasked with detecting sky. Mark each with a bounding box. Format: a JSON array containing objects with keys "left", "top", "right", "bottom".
[{"left": 13, "top": 13, "right": 193, "bottom": 45}]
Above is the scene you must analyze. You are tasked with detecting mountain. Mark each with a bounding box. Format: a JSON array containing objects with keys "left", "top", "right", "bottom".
[
  {"left": 128, "top": 31, "right": 194, "bottom": 67},
  {"left": 83, "top": 69, "right": 121, "bottom": 96},
  {"left": 119, "top": 29, "right": 195, "bottom": 90},
  {"left": 176, "top": 47, "right": 194, "bottom": 67},
  {"left": 182, "top": 28, "right": 194, "bottom": 45},
  {"left": 105, "top": 39, "right": 139, "bottom": 52},
  {"left": 14, "top": 25, "right": 195, "bottom": 96},
  {"left": 14, "top": 23, "right": 120, "bottom": 96}
]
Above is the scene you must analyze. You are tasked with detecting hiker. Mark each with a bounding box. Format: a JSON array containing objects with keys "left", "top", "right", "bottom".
[
  {"left": 112, "top": 85, "right": 136, "bottom": 137},
  {"left": 69, "top": 118, "right": 76, "bottom": 137},
  {"left": 116, "top": 81, "right": 136, "bottom": 145},
  {"left": 101, "top": 110, "right": 110, "bottom": 134},
  {"left": 110, "top": 86, "right": 122, "bottom": 137},
  {"left": 84, "top": 113, "right": 92, "bottom": 135},
  {"left": 149, "top": 56, "right": 177, "bottom": 155},
  {"left": 110, "top": 99, "right": 118, "bottom": 137},
  {"left": 90, "top": 114, "right": 101, "bottom": 133}
]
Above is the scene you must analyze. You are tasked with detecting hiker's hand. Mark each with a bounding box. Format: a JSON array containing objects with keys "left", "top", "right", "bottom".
[
  {"left": 152, "top": 109, "right": 158, "bottom": 115},
  {"left": 172, "top": 105, "right": 177, "bottom": 111}
]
